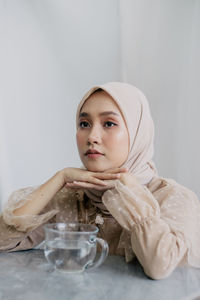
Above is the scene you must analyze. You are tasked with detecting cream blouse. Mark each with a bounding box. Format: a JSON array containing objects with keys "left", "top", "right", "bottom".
[{"left": 1, "top": 177, "right": 200, "bottom": 280}]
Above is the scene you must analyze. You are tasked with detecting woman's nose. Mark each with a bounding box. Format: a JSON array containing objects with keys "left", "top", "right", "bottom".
[{"left": 87, "top": 126, "right": 101, "bottom": 144}]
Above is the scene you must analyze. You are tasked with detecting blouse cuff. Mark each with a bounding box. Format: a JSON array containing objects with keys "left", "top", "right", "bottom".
[
  {"left": 2, "top": 186, "right": 59, "bottom": 232},
  {"left": 102, "top": 180, "right": 160, "bottom": 231}
]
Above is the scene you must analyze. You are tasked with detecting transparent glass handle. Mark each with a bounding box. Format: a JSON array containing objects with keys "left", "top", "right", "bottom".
[{"left": 85, "top": 238, "right": 109, "bottom": 270}]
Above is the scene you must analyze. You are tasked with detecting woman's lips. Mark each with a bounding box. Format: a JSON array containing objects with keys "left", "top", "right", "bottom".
[
  {"left": 86, "top": 153, "right": 104, "bottom": 158},
  {"left": 85, "top": 149, "right": 104, "bottom": 158}
]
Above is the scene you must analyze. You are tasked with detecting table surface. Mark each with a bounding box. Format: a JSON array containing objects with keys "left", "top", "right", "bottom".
[{"left": 0, "top": 250, "right": 200, "bottom": 300}]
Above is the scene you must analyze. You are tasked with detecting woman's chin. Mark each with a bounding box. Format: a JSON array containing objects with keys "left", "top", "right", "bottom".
[
  {"left": 84, "top": 163, "right": 109, "bottom": 173},
  {"left": 86, "top": 167, "right": 105, "bottom": 172}
]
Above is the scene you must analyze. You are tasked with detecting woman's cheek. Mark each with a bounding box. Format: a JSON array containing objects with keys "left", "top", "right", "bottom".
[
  {"left": 76, "top": 132, "right": 85, "bottom": 151},
  {"left": 109, "top": 128, "right": 129, "bottom": 144},
  {"left": 107, "top": 129, "right": 129, "bottom": 162}
]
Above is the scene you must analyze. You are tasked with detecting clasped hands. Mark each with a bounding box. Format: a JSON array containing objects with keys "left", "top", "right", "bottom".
[{"left": 61, "top": 167, "right": 139, "bottom": 192}]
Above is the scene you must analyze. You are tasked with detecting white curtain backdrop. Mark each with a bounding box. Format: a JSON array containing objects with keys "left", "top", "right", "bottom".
[
  {"left": 0, "top": 0, "right": 122, "bottom": 209},
  {"left": 119, "top": 0, "right": 200, "bottom": 196},
  {"left": 0, "top": 0, "right": 199, "bottom": 209}
]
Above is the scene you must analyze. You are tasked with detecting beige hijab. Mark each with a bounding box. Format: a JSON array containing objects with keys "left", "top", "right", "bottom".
[
  {"left": 76, "top": 82, "right": 158, "bottom": 214},
  {"left": 76, "top": 82, "right": 158, "bottom": 185}
]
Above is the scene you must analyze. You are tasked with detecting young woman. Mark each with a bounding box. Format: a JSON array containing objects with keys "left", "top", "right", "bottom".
[{"left": 1, "top": 82, "right": 200, "bottom": 280}]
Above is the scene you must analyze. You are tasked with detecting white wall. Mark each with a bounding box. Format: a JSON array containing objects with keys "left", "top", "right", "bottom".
[
  {"left": 119, "top": 0, "right": 200, "bottom": 196},
  {"left": 1, "top": 0, "right": 200, "bottom": 210},
  {"left": 0, "top": 0, "right": 121, "bottom": 208}
]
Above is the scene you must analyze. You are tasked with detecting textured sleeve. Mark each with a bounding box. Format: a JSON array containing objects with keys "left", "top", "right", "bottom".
[
  {"left": 102, "top": 179, "right": 199, "bottom": 279},
  {"left": 0, "top": 186, "right": 80, "bottom": 252},
  {"left": 0, "top": 216, "right": 47, "bottom": 252},
  {"left": 2, "top": 186, "right": 59, "bottom": 232}
]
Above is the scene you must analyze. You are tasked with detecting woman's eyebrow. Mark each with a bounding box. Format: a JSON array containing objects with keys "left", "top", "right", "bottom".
[{"left": 79, "top": 111, "right": 120, "bottom": 118}]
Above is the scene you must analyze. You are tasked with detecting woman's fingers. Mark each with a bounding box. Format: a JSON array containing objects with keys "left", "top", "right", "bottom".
[
  {"left": 93, "top": 173, "right": 121, "bottom": 180},
  {"left": 66, "top": 175, "right": 119, "bottom": 187},
  {"left": 63, "top": 168, "right": 128, "bottom": 189},
  {"left": 85, "top": 173, "right": 121, "bottom": 185},
  {"left": 65, "top": 181, "right": 108, "bottom": 190},
  {"left": 103, "top": 167, "right": 128, "bottom": 174},
  {"left": 89, "top": 177, "right": 108, "bottom": 186},
  {"left": 93, "top": 168, "right": 128, "bottom": 180}
]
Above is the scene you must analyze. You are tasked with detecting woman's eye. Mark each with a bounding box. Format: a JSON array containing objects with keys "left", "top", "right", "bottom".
[
  {"left": 104, "top": 121, "right": 117, "bottom": 127},
  {"left": 79, "top": 121, "right": 90, "bottom": 128}
]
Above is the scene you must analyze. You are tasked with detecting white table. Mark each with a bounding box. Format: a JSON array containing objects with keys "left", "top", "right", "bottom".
[{"left": 0, "top": 250, "right": 200, "bottom": 300}]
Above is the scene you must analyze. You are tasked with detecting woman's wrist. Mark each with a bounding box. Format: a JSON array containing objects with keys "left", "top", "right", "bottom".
[
  {"left": 56, "top": 169, "right": 67, "bottom": 188},
  {"left": 119, "top": 172, "right": 139, "bottom": 188},
  {"left": 13, "top": 171, "right": 65, "bottom": 217}
]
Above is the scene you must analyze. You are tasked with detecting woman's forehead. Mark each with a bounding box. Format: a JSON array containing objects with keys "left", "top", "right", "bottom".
[{"left": 80, "top": 91, "right": 122, "bottom": 115}]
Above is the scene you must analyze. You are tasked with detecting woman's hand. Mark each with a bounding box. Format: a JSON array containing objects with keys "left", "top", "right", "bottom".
[
  {"left": 119, "top": 171, "right": 140, "bottom": 189},
  {"left": 62, "top": 167, "right": 128, "bottom": 191}
]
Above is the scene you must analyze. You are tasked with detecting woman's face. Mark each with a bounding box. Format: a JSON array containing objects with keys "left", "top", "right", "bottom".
[{"left": 76, "top": 91, "right": 129, "bottom": 172}]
